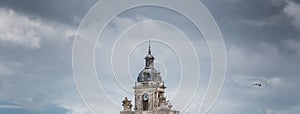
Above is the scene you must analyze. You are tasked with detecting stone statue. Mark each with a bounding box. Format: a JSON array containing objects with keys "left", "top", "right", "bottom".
[
  {"left": 122, "top": 97, "right": 133, "bottom": 111},
  {"left": 167, "top": 100, "right": 173, "bottom": 109},
  {"left": 159, "top": 94, "right": 166, "bottom": 103}
]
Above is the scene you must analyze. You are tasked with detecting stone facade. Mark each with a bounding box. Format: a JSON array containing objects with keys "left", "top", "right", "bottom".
[{"left": 120, "top": 43, "right": 180, "bottom": 114}]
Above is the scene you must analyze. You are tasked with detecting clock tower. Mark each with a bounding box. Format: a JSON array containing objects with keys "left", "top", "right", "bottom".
[{"left": 120, "top": 41, "right": 180, "bottom": 114}]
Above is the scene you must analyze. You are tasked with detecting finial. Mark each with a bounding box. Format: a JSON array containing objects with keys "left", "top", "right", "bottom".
[
  {"left": 148, "top": 40, "right": 151, "bottom": 55},
  {"left": 161, "top": 81, "right": 166, "bottom": 89}
]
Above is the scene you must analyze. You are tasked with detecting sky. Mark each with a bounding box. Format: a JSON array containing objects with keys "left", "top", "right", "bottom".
[{"left": 0, "top": 0, "right": 300, "bottom": 114}]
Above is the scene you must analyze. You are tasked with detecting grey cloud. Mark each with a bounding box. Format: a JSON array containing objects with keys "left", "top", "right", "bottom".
[
  {"left": 0, "top": 0, "right": 300, "bottom": 114},
  {"left": 0, "top": 7, "right": 85, "bottom": 113},
  {"left": 0, "top": 8, "right": 41, "bottom": 48},
  {"left": 211, "top": 39, "right": 300, "bottom": 113},
  {"left": 284, "top": 1, "right": 300, "bottom": 30},
  {"left": 0, "top": 0, "right": 98, "bottom": 26},
  {"left": 202, "top": 0, "right": 300, "bottom": 47}
]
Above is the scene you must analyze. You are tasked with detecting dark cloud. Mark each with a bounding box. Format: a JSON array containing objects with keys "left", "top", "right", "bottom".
[
  {"left": 202, "top": 0, "right": 300, "bottom": 47},
  {"left": 199, "top": 0, "right": 300, "bottom": 113},
  {"left": 0, "top": 0, "right": 299, "bottom": 114},
  {"left": 0, "top": 0, "right": 98, "bottom": 25}
]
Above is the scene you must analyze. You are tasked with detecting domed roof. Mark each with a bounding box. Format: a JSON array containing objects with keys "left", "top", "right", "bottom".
[
  {"left": 137, "top": 41, "right": 162, "bottom": 82},
  {"left": 137, "top": 68, "right": 162, "bottom": 82}
]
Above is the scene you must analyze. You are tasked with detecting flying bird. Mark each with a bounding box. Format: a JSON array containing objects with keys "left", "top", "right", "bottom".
[{"left": 252, "top": 83, "right": 262, "bottom": 87}]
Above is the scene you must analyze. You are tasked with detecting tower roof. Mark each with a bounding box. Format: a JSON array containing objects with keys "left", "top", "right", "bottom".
[
  {"left": 137, "top": 41, "right": 162, "bottom": 82},
  {"left": 145, "top": 40, "right": 154, "bottom": 59}
]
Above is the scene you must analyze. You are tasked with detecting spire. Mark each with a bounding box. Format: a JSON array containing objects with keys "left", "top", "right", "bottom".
[
  {"left": 144, "top": 40, "right": 154, "bottom": 68},
  {"left": 148, "top": 40, "right": 151, "bottom": 55}
]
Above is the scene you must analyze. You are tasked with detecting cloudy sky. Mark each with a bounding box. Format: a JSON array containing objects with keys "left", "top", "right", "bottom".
[{"left": 0, "top": 0, "right": 300, "bottom": 114}]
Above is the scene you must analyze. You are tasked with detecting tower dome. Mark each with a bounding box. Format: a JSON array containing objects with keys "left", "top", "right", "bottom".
[
  {"left": 137, "top": 41, "right": 162, "bottom": 83},
  {"left": 137, "top": 67, "right": 162, "bottom": 82}
]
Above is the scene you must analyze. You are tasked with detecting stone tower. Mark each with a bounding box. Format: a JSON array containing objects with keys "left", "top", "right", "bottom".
[{"left": 120, "top": 41, "right": 180, "bottom": 114}]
